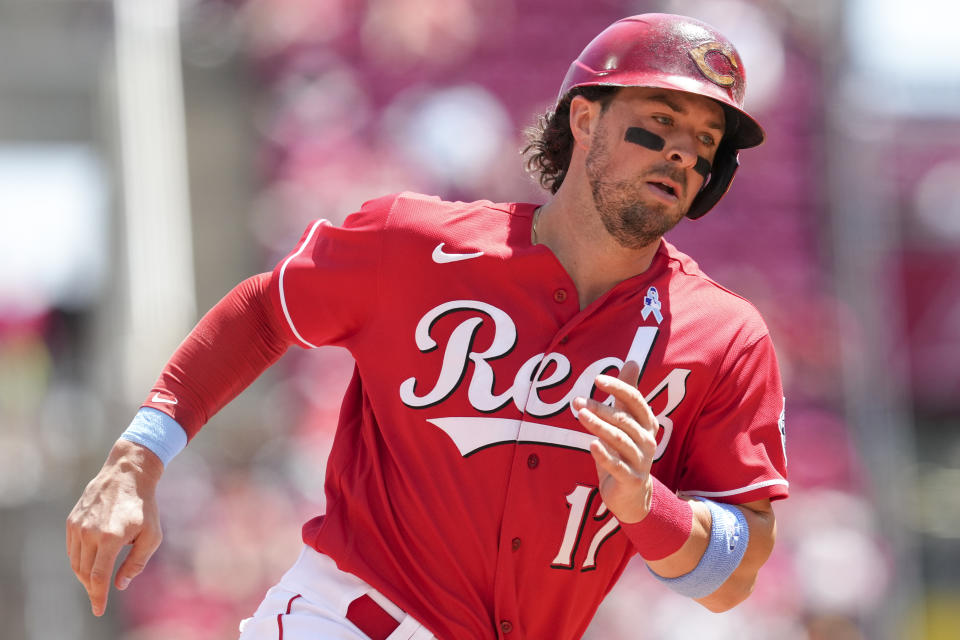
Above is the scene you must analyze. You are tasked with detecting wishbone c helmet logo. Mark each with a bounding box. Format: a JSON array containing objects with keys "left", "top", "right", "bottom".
[{"left": 688, "top": 41, "right": 740, "bottom": 88}]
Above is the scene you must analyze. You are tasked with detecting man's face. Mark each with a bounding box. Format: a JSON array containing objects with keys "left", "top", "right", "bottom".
[{"left": 584, "top": 87, "right": 726, "bottom": 250}]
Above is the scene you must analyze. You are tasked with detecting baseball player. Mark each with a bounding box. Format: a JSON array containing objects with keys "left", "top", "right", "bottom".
[{"left": 67, "top": 13, "right": 788, "bottom": 640}]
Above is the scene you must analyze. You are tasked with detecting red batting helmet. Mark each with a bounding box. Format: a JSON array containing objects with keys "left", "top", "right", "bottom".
[{"left": 560, "top": 13, "right": 765, "bottom": 218}]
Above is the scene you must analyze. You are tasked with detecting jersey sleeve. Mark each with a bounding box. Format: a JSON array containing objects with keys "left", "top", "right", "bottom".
[
  {"left": 268, "top": 194, "right": 396, "bottom": 349},
  {"left": 141, "top": 273, "right": 292, "bottom": 440},
  {"left": 677, "top": 333, "right": 789, "bottom": 504}
]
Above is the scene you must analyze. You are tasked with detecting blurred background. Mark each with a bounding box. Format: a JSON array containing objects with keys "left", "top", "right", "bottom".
[{"left": 1, "top": 0, "right": 958, "bottom": 638}]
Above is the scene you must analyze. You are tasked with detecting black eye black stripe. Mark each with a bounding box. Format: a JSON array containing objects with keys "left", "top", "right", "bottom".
[
  {"left": 624, "top": 127, "right": 665, "bottom": 151},
  {"left": 694, "top": 156, "right": 711, "bottom": 178},
  {"left": 625, "top": 127, "right": 713, "bottom": 179}
]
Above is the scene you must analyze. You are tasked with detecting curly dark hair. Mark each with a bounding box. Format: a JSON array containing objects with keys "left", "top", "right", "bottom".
[{"left": 522, "top": 86, "right": 620, "bottom": 194}]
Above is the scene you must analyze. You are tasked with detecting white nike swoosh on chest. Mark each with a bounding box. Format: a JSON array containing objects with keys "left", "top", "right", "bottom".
[{"left": 432, "top": 243, "right": 485, "bottom": 263}]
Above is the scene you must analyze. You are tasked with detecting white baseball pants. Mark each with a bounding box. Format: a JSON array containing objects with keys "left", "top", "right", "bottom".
[{"left": 237, "top": 546, "right": 435, "bottom": 640}]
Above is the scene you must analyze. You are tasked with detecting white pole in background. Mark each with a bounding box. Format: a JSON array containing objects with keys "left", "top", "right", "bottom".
[{"left": 113, "top": 0, "right": 196, "bottom": 403}]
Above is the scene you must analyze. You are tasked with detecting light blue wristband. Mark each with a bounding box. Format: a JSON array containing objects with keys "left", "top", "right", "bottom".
[
  {"left": 650, "top": 498, "right": 749, "bottom": 598},
  {"left": 120, "top": 407, "right": 188, "bottom": 467}
]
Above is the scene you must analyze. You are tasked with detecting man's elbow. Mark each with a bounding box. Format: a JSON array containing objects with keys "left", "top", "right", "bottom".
[
  {"left": 696, "top": 574, "right": 758, "bottom": 612},
  {"left": 697, "top": 506, "right": 777, "bottom": 613}
]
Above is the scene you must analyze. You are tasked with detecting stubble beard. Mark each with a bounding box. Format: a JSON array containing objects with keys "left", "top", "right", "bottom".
[{"left": 585, "top": 126, "right": 688, "bottom": 251}]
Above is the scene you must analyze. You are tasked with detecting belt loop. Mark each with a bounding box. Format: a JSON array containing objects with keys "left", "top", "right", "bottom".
[
  {"left": 408, "top": 626, "right": 435, "bottom": 640},
  {"left": 367, "top": 590, "right": 405, "bottom": 621}
]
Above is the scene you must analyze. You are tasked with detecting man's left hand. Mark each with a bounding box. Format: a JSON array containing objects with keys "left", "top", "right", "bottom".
[{"left": 573, "top": 361, "right": 661, "bottom": 524}]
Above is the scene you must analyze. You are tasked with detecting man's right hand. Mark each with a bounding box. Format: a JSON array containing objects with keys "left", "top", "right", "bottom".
[{"left": 66, "top": 438, "right": 164, "bottom": 616}]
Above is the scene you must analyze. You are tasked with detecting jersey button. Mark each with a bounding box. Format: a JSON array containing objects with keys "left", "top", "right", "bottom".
[
  {"left": 500, "top": 620, "right": 513, "bottom": 634},
  {"left": 527, "top": 453, "right": 539, "bottom": 469},
  {"left": 512, "top": 537, "right": 522, "bottom": 551},
  {"left": 553, "top": 288, "right": 568, "bottom": 303}
]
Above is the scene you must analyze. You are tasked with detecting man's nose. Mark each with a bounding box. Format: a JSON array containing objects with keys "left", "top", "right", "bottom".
[{"left": 663, "top": 135, "right": 699, "bottom": 170}]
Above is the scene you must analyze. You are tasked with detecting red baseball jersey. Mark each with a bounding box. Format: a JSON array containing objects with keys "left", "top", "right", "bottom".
[{"left": 269, "top": 192, "right": 788, "bottom": 639}]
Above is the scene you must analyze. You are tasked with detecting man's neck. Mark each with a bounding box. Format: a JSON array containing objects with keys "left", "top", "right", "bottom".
[{"left": 534, "top": 195, "right": 661, "bottom": 310}]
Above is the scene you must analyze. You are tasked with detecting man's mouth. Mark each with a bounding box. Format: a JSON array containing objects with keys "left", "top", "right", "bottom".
[
  {"left": 651, "top": 181, "right": 676, "bottom": 196},
  {"left": 647, "top": 180, "right": 679, "bottom": 200}
]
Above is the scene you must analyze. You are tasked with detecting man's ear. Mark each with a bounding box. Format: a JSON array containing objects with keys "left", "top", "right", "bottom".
[{"left": 569, "top": 95, "right": 602, "bottom": 151}]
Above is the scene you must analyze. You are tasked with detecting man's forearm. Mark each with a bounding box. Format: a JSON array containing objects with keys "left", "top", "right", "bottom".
[
  {"left": 643, "top": 498, "right": 711, "bottom": 577},
  {"left": 139, "top": 272, "right": 292, "bottom": 441},
  {"left": 646, "top": 498, "right": 776, "bottom": 612}
]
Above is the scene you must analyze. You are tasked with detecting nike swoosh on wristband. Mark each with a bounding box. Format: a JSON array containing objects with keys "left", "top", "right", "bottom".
[
  {"left": 432, "top": 243, "right": 485, "bottom": 263},
  {"left": 151, "top": 392, "right": 178, "bottom": 405}
]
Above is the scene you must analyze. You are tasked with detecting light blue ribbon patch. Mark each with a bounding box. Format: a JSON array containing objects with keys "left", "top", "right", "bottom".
[{"left": 642, "top": 286, "right": 664, "bottom": 324}]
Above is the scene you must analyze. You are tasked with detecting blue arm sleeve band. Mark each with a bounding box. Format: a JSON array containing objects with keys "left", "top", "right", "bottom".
[
  {"left": 649, "top": 498, "right": 749, "bottom": 599},
  {"left": 119, "top": 407, "right": 188, "bottom": 467}
]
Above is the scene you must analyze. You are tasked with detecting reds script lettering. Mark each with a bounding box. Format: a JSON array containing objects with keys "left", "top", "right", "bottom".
[{"left": 399, "top": 300, "right": 689, "bottom": 459}]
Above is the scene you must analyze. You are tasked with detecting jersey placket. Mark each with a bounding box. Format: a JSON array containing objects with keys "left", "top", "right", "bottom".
[{"left": 491, "top": 279, "right": 580, "bottom": 639}]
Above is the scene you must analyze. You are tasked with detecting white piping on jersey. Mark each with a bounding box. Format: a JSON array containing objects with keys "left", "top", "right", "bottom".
[
  {"left": 426, "top": 417, "right": 595, "bottom": 457},
  {"left": 678, "top": 478, "right": 789, "bottom": 499},
  {"left": 278, "top": 219, "right": 329, "bottom": 349}
]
